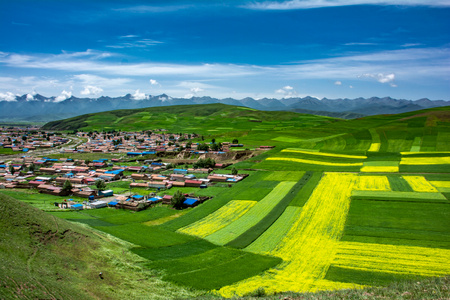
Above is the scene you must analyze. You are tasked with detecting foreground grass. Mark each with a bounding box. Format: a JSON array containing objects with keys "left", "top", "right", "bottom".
[{"left": 0, "top": 192, "right": 200, "bottom": 299}]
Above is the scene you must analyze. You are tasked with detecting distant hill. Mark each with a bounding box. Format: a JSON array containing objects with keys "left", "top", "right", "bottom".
[
  {"left": 1, "top": 92, "right": 448, "bottom": 122},
  {"left": 42, "top": 103, "right": 340, "bottom": 132}
]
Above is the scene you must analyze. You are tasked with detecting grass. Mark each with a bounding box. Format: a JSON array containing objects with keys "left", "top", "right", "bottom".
[
  {"left": 0, "top": 193, "right": 199, "bottom": 300},
  {"left": 93, "top": 223, "right": 195, "bottom": 248},
  {"left": 131, "top": 239, "right": 218, "bottom": 261},
  {"left": 4, "top": 105, "right": 450, "bottom": 298},
  {"left": 342, "top": 199, "right": 450, "bottom": 249},
  {"left": 205, "top": 181, "right": 297, "bottom": 245},
  {"left": 226, "top": 172, "right": 312, "bottom": 248},
  {"left": 0, "top": 189, "right": 86, "bottom": 210},
  {"left": 147, "top": 247, "right": 282, "bottom": 291}
]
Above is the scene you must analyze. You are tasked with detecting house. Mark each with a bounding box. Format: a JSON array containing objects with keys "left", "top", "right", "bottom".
[
  {"left": 183, "top": 198, "right": 199, "bottom": 207},
  {"left": 147, "top": 181, "right": 167, "bottom": 189},
  {"left": 173, "top": 168, "right": 188, "bottom": 175},
  {"left": 89, "top": 201, "right": 107, "bottom": 209},
  {"left": 99, "top": 189, "right": 114, "bottom": 197},
  {"left": 185, "top": 180, "right": 202, "bottom": 187},
  {"left": 70, "top": 203, "right": 84, "bottom": 210},
  {"left": 162, "top": 195, "right": 172, "bottom": 204}
]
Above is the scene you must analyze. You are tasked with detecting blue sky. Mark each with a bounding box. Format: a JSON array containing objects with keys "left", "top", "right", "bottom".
[{"left": 0, "top": 0, "right": 449, "bottom": 101}]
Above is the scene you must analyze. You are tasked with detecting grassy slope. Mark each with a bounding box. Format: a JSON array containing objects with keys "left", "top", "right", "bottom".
[
  {"left": 7, "top": 105, "right": 450, "bottom": 298},
  {"left": 0, "top": 192, "right": 198, "bottom": 300}
]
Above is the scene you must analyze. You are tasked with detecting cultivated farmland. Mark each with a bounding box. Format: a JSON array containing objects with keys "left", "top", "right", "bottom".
[{"left": 2, "top": 104, "right": 450, "bottom": 298}]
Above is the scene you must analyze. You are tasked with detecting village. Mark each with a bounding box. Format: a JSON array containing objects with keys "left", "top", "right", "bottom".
[{"left": 0, "top": 126, "right": 273, "bottom": 212}]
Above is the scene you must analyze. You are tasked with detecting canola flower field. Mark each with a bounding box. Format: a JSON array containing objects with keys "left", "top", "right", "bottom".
[{"left": 41, "top": 106, "right": 450, "bottom": 297}]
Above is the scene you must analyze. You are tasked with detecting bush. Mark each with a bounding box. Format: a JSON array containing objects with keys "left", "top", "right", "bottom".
[
  {"left": 193, "top": 158, "right": 215, "bottom": 169},
  {"left": 171, "top": 190, "right": 186, "bottom": 210},
  {"left": 62, "top": 180, "right": 73, "bottom": 192},
  {"left": 95, "top": 179, "right": 107, "bottom": 191}
]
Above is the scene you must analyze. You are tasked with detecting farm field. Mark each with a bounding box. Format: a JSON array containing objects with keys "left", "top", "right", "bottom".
[{"left": 2, "top": 104, "right": 450, "bottom": 298}]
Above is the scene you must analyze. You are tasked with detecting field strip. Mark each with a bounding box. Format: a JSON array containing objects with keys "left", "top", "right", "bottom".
[
  {"left": 400, "top": 156, "right": 450, "bottom": 165},
  {"left": 368, "top": 129, "right": 381, "bottom": 152},
  {"left": 360, "top": 166, "right": 399, "bottom": 173},
  {"left": 403, "top": 176, "right": 439, "bottom": 193},
  {"left": 354, "top": 175, "right": 391, "bottom": 191},
  {"left": 266, "top": 157, "right": 363, "bottom": 167},
  {"left": 430, "top": 181, "right": 450, "bottom": 188},
  {"left": 217, "top": 173, "right": 358, "bottom": 297},
  {"left": 410, "top": 137, "right": 422, "bottom": 152},
  {"left": 401, "top": 151, "right": 450, "bottom": 156},
  {"left": 352, "top": 190, "right": 447, "bottom": 201},
  {"left": 282, "top": 149, "right": 367, "bottom": 159},
  {"left": 332, "top": 241, "right": 450, "bottom": 277},
  {"left": 245, "top": 206, "right": 302, "bottom": 254},
  {"left": 205, "top": 181, "right": 297, "bottom": 245},
  {"left": 227, "top": 173, "right": 312, "bottom": 249},
  {"left": 177, "top": 200, "right": 257, "bottom": 238}
]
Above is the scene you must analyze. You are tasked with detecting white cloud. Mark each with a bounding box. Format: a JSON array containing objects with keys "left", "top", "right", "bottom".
[
  {"left": 113, "top": 5, "right": 193, "bottom": 13},
  {"left": 149, "top": 79, "right": 159, "bottom": 85},
  {"left": 0, "top": 92, "right": 17, "bottom": 102},
  {"left": 26, "top": 94, "right": 34, "bottom": 101},
  {"left": 81, "top": 85, "right": 103, "bottom": 96},
  {"left": 359, "top": 73, "right": 397, "bottom": 87},
  {"left": 55, "top": 90, "right": 72, "bottom": 102},
  {"left": 335, "top": 81, "right": 342, "bottom": 85},
  {"left": 190, "top": 87, "right": 204, "bottom": 94},
  {"left": 132, "top": 89, "right": 149, "bottom": 100},
  {"left": 244, "top": 0, "right": 450, "bottom": 10},
  {"left": 183, "top": 93, "right": 195, "bottom": 99},
  {"left": 119, "top": 35, "right": 139, "bottom": 39},
  {"left": 276, "top": 85, "right": 298, "bottom": 97},
  {"left": 0, "top": 51, "right": 259, "bottom": 77},
  {"left": 107, "top": 39, "right": 163, "bottom": 49}
]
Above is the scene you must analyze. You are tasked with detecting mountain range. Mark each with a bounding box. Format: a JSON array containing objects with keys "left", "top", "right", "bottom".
[{"left": 1, "top": 93, "right": 449, "bottom": 122}]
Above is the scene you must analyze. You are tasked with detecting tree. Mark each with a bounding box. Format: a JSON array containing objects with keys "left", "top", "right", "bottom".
[
  {"left": 193, "top": 158, "right": 215, "bottom": 169},
  {"left": 29, "top": 163, "right": 36, "bottom": 172},
  {"left": 211, "top": 138, "right": 216, "bottom": 144},
  {"left": 95, "top": 179, "right": 107, "bottom": 191},
  {"left": 232, "top": 138, "right": 239, "bottom": 144},
  {"left": 231, "top": 166, "right": 238, "bottom": 175},
  {"left": 62, "top": 180, "right": 73, "bottom": 192},
  {"left": 210, "top": 142, "right": 222, "bottom": 151},
  {"left": 9, "top": 165, "right": 14, "bottom": 174},
  {"left": 171, "top": 190, "right": 186, "bottom": 209},
  {"left": 197, "top": 143, "right": 209, "bottom": 151}
]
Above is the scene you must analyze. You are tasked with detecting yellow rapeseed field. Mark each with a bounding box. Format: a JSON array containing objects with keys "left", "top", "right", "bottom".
[
  {"left": 368, "top": 142, "right": 381, "bottom": 152},
  {"left": 360, "top": 166, "right": 399, "bottom": 173},
  {"left": 403, "top": 176, "right": 439, "bottom": 192},
  {"left": 266, "top": 157, "right": 363, "bottom": 167},
  {"left": 354, "top": 175, "right": 391, "bottom": 191},
  {"left": 177, "top": 200, "right": 256, "bottom": 238},
  {"left": 332, "top": 241, "right": 450, "bottom": 277},
  {"left": 430, "top": 181, "right": 450, "bottom": 188},
  {"left": 400, "top": 157, "right": 450, "bottom": 165},
  {"left": 218, "top": 173, "right": 359, "bottom": 297},
  {"left": 282, "top": 149, "right": 367, "bottom": 159}
]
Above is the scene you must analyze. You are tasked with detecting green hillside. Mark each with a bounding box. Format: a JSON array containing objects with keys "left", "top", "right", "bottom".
[
  {"left": 8, "top": 104, "right": 450, "bottom": 298},
  {"left": 0, "top": 193, "right": 198, "bottom": 299}
]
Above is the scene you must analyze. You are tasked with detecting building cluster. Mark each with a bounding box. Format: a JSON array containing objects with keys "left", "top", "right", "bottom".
[
  {"left": 0, "top": 127, "right": 68, "bottom": 152},
  {"left": 71, "top": 131, "right": 192, "bottom": 154}
]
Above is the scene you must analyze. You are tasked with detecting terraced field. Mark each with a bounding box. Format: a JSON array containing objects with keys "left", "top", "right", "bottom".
[{"left": 33, "top": 105, "right": 450, "bottom": 297}]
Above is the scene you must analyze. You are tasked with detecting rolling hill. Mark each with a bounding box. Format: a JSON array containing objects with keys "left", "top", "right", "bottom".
[{"left": 5, "top": 104, "right": 450, "bottom": 298}]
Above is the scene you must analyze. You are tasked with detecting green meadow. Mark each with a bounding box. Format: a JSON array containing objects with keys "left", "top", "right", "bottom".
[{"left": 2, "top": 104, "right": 450, "bottom": 299}]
